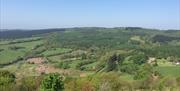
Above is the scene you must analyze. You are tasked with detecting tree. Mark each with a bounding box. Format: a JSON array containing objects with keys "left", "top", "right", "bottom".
[
  {"left": 106, "top": 54, "right": 121, "bottom": 71},
  {"left": 134, "top": 64, "right": 153, "bottom": 80},
  {"left": 107, "top": 54, "right": 117, "bottom": 71},
  {"left": 131, "top": 53, "right": 148, "bottom": 65},
  {"left": 120, "top": 63, "right": 139, "bottom": 74},
  {"left": 40, "top": 73, "right": 64, "bottom": 91}
]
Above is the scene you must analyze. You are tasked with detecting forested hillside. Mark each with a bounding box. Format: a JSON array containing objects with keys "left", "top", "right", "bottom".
[{"left": 0, "top": 28, "right": 65, "bottom": 39}]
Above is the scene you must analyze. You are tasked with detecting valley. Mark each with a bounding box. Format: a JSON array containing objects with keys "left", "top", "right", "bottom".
[{"left": 0, "top": 27, "right": 180, "bottom": 91}]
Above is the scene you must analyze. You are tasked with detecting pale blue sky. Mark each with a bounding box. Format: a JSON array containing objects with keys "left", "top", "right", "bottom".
[{"left": 0, "top": 0, "right": 180, "bottom": 29}]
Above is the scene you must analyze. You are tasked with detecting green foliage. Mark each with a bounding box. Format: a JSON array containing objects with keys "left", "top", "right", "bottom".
[
  {"left": 64, "top": 72, "right": 180, "bottom": 91},
  {"left": 141, "top": 45, "right": 180, "bottom": 58},
  {"left": 0, "top": 70, "right": 15, "bottom": 86},
  {"left": 81, "top": 53, "right": 87, "bottom": 60},
  {"left": 1, "top": 28, "right": 180, "bottom": 91},
  {"left": 131, "top": 52, "right": 148, "bottom": 65},
  {"left": 64, "top": 77, "right": 95, "bottom": 91},
  {"left": 44, "top": 33, "right": 61, "bottom": 49},
  {"left": 17, "top": 76, "right": 42, "bottom": 91},
  {"left": 106, "top": 54, "right": 121, "bottom": 71},
  {"left": 120, "top": 63, "right": 139, "bottom": 74},
  {"left": 98, "top": 72, "right": 132, "bottom": 91},
  {"left": 40, "top": 73, "right": 64, "bottom": 91},
  {"left": 106, "top": 54, "right": 117, "bottom": 71},
  {"left": 134, "top": 64, "right": 153, "bottom": 80},
  {"left": 44, "top": 28, "right": 132, "bottom": 49},
  {"left": 0, "top": 70, "right": 15, "bottom": 91},
  {"left": 152, "top": 34, "right": 180, "bottom": 43}
]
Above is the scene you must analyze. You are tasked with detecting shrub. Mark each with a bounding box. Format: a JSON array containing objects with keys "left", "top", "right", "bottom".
[
  {"left": 0, "top": 70, "right": 15, "bottom": 86},
  {"left": 120, "top": 63, "right": 139, "bottom": 74},
  {"left": 40, "top": 73, "right": 64, "bottom": 91},
  {"left": 0, "top": 70, "right": 15, "bottom": 91},
  {"left": 134, "top": 64, "right": 153, "bottom": 80}
]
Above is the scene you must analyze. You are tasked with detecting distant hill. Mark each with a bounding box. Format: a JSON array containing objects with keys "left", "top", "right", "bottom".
[
  {"left": 0, "top": 28, "right": 65, "bottom": 39},
  {"left": 0, "top": 27, "right": 179, "bottom": 39}
]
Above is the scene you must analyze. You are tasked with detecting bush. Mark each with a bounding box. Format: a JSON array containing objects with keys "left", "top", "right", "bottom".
[
  {"left": 40, "top": 73, "right": 64, "bottom": 91},
  {"left": 98, "top": 72, "right": 132, "bottom": 91},
  {"left": 17, "top": 76, "right": 42, "bottom": 91},
  {"left": 0, "top": 70, "right": 15, "bottom": 91},
  {"left": 120, "top": 63, "right": 139, "bottom": 74},
  {"left": 134, "top": 64, "right": 153, "bottom": 80},
  {"left": 0, "top": 70, "right": 15, "bottom": 86},
  {"left": 131, "top": 53, "right": 148, "bottom": 65}
]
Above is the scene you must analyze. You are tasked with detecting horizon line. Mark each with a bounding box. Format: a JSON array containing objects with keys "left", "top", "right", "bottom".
[{"left": 1, "top": 26, "right": 180, "bottom": 31}]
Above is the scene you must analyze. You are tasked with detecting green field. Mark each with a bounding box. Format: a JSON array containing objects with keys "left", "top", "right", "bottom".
[
  {"left": 0, "top": 50, "right": 24, "bottom": 64},
  {"left": 0, "top": 38, "right": 43, "bottom": 65},
  {"left": 41, "top": 48, "right": 72, "bottom": 56},
  {"left": 155, "top": 66, "right": 180, "bottom": 77}
]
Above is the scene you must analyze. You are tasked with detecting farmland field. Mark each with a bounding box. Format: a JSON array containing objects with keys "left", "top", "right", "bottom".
[
  {"left": 41, "top": 48, "right": 72, "bottom": 56},
  {"left": 0, "top": 38, "right": 44, "bottom": 65}
]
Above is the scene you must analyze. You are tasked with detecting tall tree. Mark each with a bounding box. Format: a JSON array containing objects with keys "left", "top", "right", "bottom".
[{"left": 106, "top": 54, "right": 121, "bottom": 71}]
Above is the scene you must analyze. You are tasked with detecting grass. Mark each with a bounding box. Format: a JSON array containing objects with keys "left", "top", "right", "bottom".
[
  {"left": 82, "top": 61, "right": 98, "bottom": 68},
  {"left": 47, "top": 55, "right": 62, "bottom": 62},
  {"left": 68, "top": 59, "right": 82, "bottom": 68},
  {"left": 0, "top": 40, "right": 10, "bottom": 45},
  {"left": 1, "top": 62, "right": 21, "bottom": 72},
  {"left": 0, "top": 39, "right": 43, "bottom": 65},
  {"left": 119, "top": 73, "right": 134, "bottom": 81},
  {"left": 155, "top": 66, "right": 180, "bottom": 77},
  {"left": 1, "top": 61, "right": 39, "bottom": 77},
  {"left": 48, "top": 54, "right": 82, "bottom": 68},
  {"left": 47, "top": 55, "right": 80, "bottom": 63},
  {"left": 41, "top": 48, "right": 72, "bottom": 56},
  {"left": 130, "top": 36, "right": 145, "bottom": 44},
  {"left": 0, "top": 39, "right": 43, "bottom": 50},
  {"left": 0, "top": 50, "right": 25, "bottom": 64},
  {"left": 0, "top": 37, "right": 41, "bottom": 45},
  {"left": 155, "top": 59, "right": 180, "bottom": 77},
  {"left": 10, "top": 40, "right": 43, "bottom": 50}
]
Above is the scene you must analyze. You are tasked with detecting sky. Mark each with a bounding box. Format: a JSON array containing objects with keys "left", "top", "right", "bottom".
[{"left": 0, "top": 0, "right": 180, "bottom": 30}]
